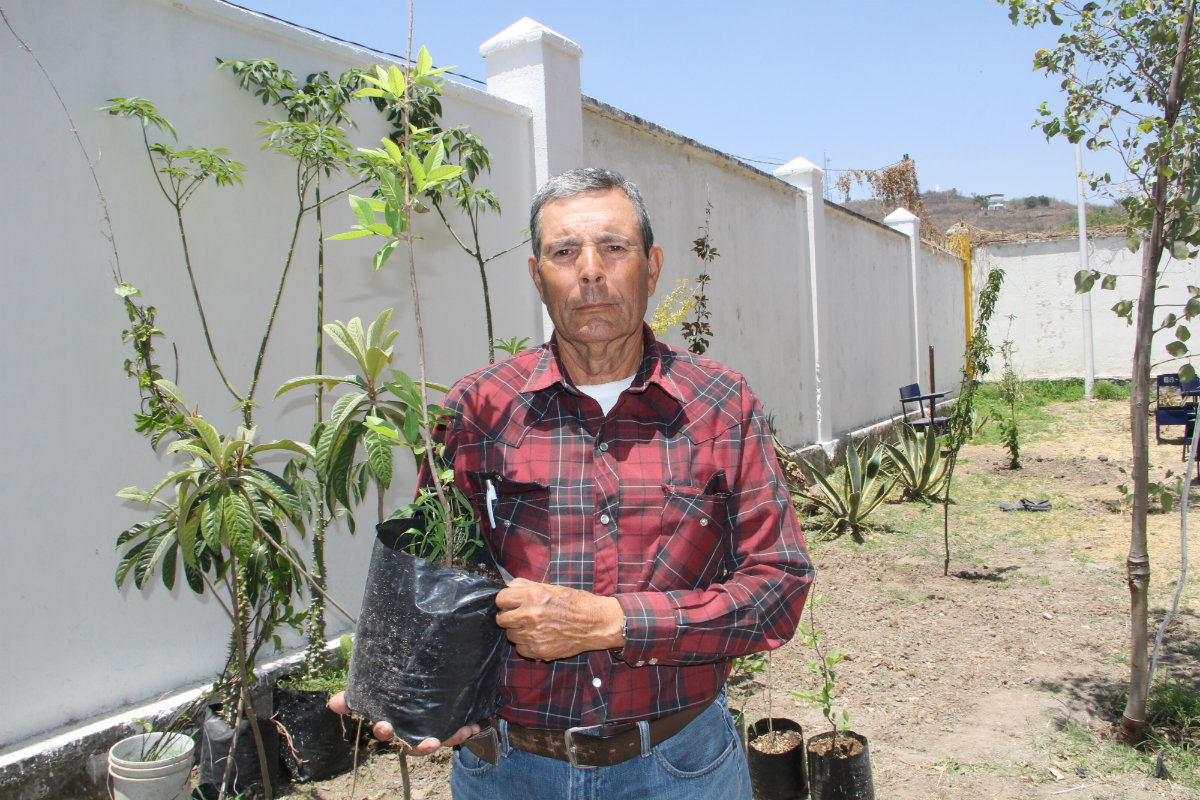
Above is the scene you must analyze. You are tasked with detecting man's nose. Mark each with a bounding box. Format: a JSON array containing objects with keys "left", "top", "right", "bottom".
[{"left": 578, "top": 243, "right": 605, "bottom": 284}]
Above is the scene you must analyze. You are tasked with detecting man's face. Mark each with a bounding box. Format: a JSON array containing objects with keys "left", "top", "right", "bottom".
[{"left": 529, "top": 188, "right": 663, "bottom": 350}]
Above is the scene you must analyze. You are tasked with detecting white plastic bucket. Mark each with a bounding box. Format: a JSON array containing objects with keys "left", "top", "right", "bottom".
[{"left": 108, "top": 732, "right": 195, "bottom": 800}]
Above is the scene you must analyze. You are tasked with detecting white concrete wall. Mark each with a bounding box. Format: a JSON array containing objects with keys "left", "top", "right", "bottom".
[
  {"left": 973, "top": 235, "right": 1200, "bottom": 380},
  {"left": 1, "top": 0, "right": 538, "bottom": 752},
  {"left": 1, "top": 0, "right": 970, "bottom": 761},
  {"left": 823, "top": 206, "right": 923, "bottom": 435},
  {"left": 920, "top": 241, "right": 971, "bottom": 391}
]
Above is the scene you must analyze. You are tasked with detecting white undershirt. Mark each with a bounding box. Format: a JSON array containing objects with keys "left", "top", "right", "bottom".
[{"left": 577, "top": 376, "right": 635, "bottom": 416}]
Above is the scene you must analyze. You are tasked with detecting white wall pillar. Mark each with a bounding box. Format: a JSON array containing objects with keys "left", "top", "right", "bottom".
[
  {"left": 885, "top": 208, "right": 922, "bottom": 383},
  {"left": 775, "top": 156, "right": 832, "bottom": 445},
  {"left": 480, "top": 18, "right": 584, "bottom": 341}
]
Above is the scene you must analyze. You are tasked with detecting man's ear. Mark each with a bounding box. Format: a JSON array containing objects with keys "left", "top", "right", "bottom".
[
  {"left": 528, "top": 255, "right": 547, "bottom": 304},
  {"left": 645, "top": 244, "right": 664, "bottom": 296}
]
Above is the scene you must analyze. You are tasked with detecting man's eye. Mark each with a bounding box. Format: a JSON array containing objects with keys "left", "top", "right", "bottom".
[{"left": 605, "top": 244, "right": 628, "bottom": 254}]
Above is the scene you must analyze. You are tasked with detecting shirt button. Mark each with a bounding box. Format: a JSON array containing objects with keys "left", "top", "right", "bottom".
[
  {"left": 598, "top": 441, "right": 609, "bottom": 452},
  {"left": 600, "top": 513, "right": 611, "bottom": 525},
  {"left": 592, "top": 677, "right": 602, "bottom": 688},
  {"left": 699, "top": 518, "right": 709, "bottom": 527},
  {"left": 634, "top": 661, "right": 645, "bottom": 667},
  {"left": 648, "top": 658, "right": 658, "bottom": 665}
]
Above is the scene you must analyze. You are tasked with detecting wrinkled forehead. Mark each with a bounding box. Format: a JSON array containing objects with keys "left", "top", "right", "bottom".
[{"left": 538, "top": 189, "right": 640, "bottom": 238}]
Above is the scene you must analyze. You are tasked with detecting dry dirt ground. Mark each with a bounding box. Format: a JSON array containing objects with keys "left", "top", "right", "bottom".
[{"left": 276, "top": 399, "right": 1199, "bottom": 800}]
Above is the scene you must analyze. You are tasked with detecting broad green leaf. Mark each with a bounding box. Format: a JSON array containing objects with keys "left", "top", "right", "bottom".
[
  {"left": 166, "top": 442, "right": 213, "bottom": 462},
  {"left": 373, "top": 239, "right": 400, "bottom": 271},
  {"left": 225, "top": 492, "right": 254, "bottom": 561},
  {"left": 1073, "top": 269, "right": 1097, "bottom": 293},
  {"left": 365, "top": 346, "right": 391, "bottom": 381},
  {"left": 366, "top": 308, "right": 394, "bottom": 350},
  {"left": 275, "top": 374, "right": 355, "bottom": 398},
  {"left": 189, "top": 416, "right": 223, "bottom": 461},
  {"left": 154, "top": 379, "right": 189, "bottom": 410},
  {"left": 1100, "top": 274, "right": 1118, "bottom": 291},
  {"left": 349, "top": 194, "right": 376, "bottom": 229},
  {"left": 324, "top": 321, "right": 367, "bottom": 366},
  {"left": 116, "top": 486, "right": 152, "bottom": 504},
  {"left": 1165, "top": 341, "right": 1189, "bottom": 357},
  {"left": 177, "top": 513, "right": 200, "bottom": 568},
  {"left": 327, "top": 229, "right": 375, "bottom": 241},
  {"left": 244, "top": 468, "right": 303, "bottom": 524},
  {"left": 363, "top": 414, "right": 401, "bottom": 440},
  {"left": 364, "top": 429, "right": 393, "bottom": 489},
  {"left": 1112, "top": 299, "right": 1134, "bottom": 324},
  {"left": 201, "top": 492, "right": 224, "bottom": 549},
  {"left": 248, "top": 440, "right": 316, "bottom": 460}
]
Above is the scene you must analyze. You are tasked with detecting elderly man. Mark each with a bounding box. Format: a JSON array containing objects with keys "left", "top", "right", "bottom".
[{"left": 334, "top": 167, "right": 812, "bottom": 799}]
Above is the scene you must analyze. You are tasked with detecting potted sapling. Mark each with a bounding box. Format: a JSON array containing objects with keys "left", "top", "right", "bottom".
[
  {"left": 794, "top": 602, "right": 874, "bottom": 800},
  {"left": 277, "top": 308, "right": 507, "bottom": 749}
]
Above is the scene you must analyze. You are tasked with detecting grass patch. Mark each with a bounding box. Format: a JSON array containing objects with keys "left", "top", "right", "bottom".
[
  {"left": 970, "top": 378, "right": 1128, "bottom": 447},
  {"left": 1042, "top": 672, "right": 1200, "bottom": 791}
]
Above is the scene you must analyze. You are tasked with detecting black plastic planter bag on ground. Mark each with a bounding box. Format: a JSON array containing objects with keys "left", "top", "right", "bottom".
[
  {"left": 198, "top": 699, "right": 280, "bottom": 800},
  {"left": 275, "top": 686, "right": 357, "bottom": 782},
  {"left": 345, "top": 518, "right": 508, "bottom": 748}
]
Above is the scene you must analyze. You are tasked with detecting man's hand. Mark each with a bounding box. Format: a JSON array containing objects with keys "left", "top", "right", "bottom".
[
  {"left": 495, "top": 577, "right": 624, "bottom": 661},
  {"left": 327, "top": 691, "right": 479, "bottom": 754}
]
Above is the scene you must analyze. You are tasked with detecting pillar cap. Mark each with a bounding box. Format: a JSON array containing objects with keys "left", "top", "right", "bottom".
[
  {"left": 884, "top": 208, "right": 919, "bottom": 224},
  {"left": 480, "top": 17, "right": 582, "bottom": 59},
  {"left": 774, "top": 156, "right": 823, "bottom": 179}
]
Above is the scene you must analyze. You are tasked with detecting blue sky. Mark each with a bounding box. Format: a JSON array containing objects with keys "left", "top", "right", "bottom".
[{"left": 228, "top": 0, "right": 1129, "bottom": 205}]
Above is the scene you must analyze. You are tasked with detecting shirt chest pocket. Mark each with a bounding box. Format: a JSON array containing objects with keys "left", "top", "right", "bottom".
[
  {"left": 478, "top": 474, "right": 551, "bottom": 583},
  {"left": 645, "top": 473, "right": 730, "bottom": 591}
]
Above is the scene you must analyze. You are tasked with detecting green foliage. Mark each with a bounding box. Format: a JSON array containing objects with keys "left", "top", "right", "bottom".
[
  {"left": 355, "top": 46, "right": 522, "bottom": 365},
  {"left": 727, "top": 652, "right": 767, "bottom": 730},
  {"left": 946, "top": 267, "right": 1005, "bottom": 454},
  {"left": 793, "top": 599, "right": 850, "bottom": 737},
  {"left": 116, "top": 282, "right": 188, "bottom": 447},
  {"left": 1002, "top": 0, "right": 1200, "bottom": 372},
  {"left": 997, "top": 336, "right": 1024, "bottom": 469},
  {"left": 277, "top": 311, "right": 479, "bottom": 562},
  {"left": 494, "top": 336, "right": 532, "bottom": 357},
  {"left": 802, "top": 439, "right": 896, "bottom": 537},
  {"left": 116, "top": 380, "right": 311, "bottom": 695},
  {"left": 883, "top": 424, "right": 949, "bottom": 503},
  {"left": 277, "top": 635, "right": 354, "bottom": 694},
  {"left": 1116, "top": 466, "right": 1184, "bottom": 513},
  {"left": 682, "top": 202, "right": 719, "bottom": 355},
  {"left": 276, "top": 310, "right": 407, "bottom": 517}
]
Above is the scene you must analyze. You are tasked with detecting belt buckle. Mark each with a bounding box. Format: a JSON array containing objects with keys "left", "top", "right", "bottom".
[{"left": 563, "top": 724, "right": 604, "bottom": 769}]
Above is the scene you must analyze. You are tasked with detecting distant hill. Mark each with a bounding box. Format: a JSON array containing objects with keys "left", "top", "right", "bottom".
[{"left": 840, "top": 189, "right": 1127, "bottom": 240}]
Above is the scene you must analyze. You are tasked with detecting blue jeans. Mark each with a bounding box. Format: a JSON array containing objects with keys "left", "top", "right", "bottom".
[{"left": 449, "top": 691, "right": 751, "bottom": 800}]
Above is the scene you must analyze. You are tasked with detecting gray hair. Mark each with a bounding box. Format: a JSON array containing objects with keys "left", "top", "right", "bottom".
[{"left": 529, "top": 168, "right": 655, "bottom": 258}]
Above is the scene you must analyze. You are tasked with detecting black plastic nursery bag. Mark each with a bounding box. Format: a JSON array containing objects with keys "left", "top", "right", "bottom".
[{"left": 345, "top": 519, "right": 507, "bottom": 748}]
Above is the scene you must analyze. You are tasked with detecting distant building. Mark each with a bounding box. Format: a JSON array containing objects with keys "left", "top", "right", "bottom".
[{"left": 986, "top": 193, "right": 1006, "bottom": 211}]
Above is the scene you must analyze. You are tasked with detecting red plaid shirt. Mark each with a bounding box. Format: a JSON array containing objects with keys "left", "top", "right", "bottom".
[{"left": 439, "top": 325, "right": 812, "bottom": 729}]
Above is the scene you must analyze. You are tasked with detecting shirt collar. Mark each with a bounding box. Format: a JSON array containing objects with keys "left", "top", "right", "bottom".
[{"left": 521, "top": 324, "right": 685, "bottom": 406}]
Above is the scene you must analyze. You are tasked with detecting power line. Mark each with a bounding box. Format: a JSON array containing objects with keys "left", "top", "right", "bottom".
[{"left": 217, "top": 1, "right": 487, "bottom": 87}]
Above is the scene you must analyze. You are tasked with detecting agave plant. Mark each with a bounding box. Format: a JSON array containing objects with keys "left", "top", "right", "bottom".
[
  {"left": 802, "top": 438, "right": 895, "bottom": 537},
  {"left": 883, "top": 423, "right": 949, "bottom": 503}
]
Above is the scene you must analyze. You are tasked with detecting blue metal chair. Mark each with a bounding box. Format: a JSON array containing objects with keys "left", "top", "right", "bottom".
[
  {"left": 1155, "top": 373, "right": 1192, "bottom": 444},
  {"left": 898, "top": 383, "right": 948, "bottom": 433}
]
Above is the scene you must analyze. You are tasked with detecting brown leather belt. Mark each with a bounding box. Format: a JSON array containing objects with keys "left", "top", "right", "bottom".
[{"left": 462, "top": 700, "right": 710, "bottom": 768}]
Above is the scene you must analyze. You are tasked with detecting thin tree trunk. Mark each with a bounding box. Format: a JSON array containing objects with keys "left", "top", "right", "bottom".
[{"left": 1118, "top": 2, "right": 1194, "bottom": 744}]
